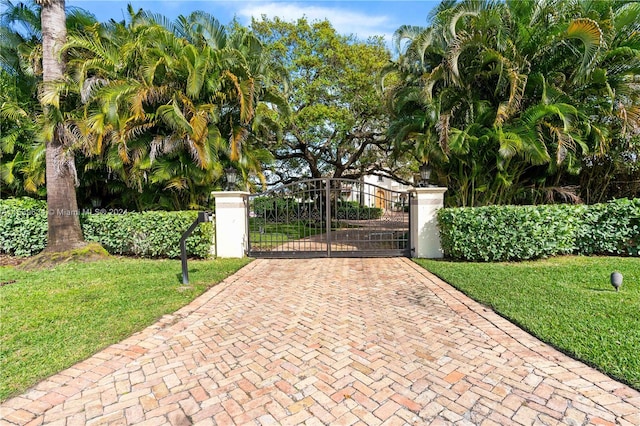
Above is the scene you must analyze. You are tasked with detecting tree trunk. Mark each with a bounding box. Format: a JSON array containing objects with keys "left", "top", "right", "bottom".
[{"left": 39, "top": 0, "right": 85, "bottom": 251}]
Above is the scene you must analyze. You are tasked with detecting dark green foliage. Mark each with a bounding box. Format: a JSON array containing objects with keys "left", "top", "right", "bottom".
[
  {"left": 438, "top": 199, "right": 640, "bottom": 261},
  {"left": 82, "top": 211, "right": 213, "bottom": 258},
  {"left": 0, "top": 198, "right": 213, "bottom": 258},
  {"left": 252, "top": 197, "right": 383, "bottom": 220},
  {"left": 438, "top": 204, "right": 578, "bottom": 261},
  {"left": 252, "top": 196, "right": 296, "bottom": 216},
  {"left": 335, "top": 202, "right": 383, "bottom": 220},
  {"left": 574, "top": 199, "right": 640, "bottom": 256},
  {"left": 388, "top": 1, "right": 640, "bottom": 206},
  {"left": 0, "top": 197, "right": 48, "bottom": 256}
]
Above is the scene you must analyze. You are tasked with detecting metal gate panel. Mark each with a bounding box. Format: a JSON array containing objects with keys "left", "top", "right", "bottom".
[{"left": 247, "top": 178, "right": 410, "bottom": 258}]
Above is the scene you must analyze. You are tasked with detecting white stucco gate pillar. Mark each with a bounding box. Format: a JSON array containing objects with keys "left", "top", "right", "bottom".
[
  {"left": 409, "top": 187, "right": 448, "bottom": 258},
  {"left": 211, "top": 191, "right": 249, "bottom": 258}
]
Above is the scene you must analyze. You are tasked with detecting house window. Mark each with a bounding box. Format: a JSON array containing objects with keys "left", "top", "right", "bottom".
[{"left": 377, "top": 175, "right": 384, "bottom": 182}]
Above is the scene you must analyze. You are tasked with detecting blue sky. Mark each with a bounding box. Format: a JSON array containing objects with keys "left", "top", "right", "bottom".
[{"left": 67, "top": 1, "right": 440, "bottom": 46}]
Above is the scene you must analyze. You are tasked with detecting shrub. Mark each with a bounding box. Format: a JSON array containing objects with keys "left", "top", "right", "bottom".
[
  {"left": 82, "top": 211, "right": 213, "bottom": 258},
  {"left": 336, "top": 202, "right": 383, "bottom": 220},
  {"left": 0, "top": 198, "right": 48, "bottom": 256},
  {"left": 437, "top": 204, "right": 578, "bottom": 261},
  {"left": 437, "top": 199, "right": 640, "bottom": 261},
  {"left": 0, "top": 198, "right": 213, "bottom": 258},
  {"left": 252, "top": 196, "right": 313, "bottom": 219},
  {"left": 574, "top": 198, "right": 640, "bottom": 256},
  {"left": 252, "top": 196, "right": 291, "bottom": 216},
  {"left": 252, "top": 197, "right": 384, "bottom": 221}
]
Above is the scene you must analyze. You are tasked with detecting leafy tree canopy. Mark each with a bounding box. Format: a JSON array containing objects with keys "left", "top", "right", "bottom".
[{"left": 252, "top": 17, "right": 407, "bottom": 184}]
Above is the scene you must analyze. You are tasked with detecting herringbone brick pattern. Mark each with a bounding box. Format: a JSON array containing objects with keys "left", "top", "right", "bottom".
[{"left": 1, "top": 258, "right": 639, "bottom": 425}]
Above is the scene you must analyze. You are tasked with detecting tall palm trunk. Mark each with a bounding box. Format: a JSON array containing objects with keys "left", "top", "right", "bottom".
[{"left": 38, "top": 0, "right": 84, "bottom": 250}]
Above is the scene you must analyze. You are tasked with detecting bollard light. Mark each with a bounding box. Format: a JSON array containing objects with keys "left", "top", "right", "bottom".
[{"left": 611, "top": 271, "right": 623, "bottom": 292}]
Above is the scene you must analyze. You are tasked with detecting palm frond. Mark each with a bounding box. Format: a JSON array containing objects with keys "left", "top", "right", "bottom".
[
  {"left": 566, "top": 18, "right": 603, "bottom": 79},
  {"left": 446, "top": 4, "right": 481, "bottom": 42},
  {"left": 157, "top": 102, "right": 192, "bottom": 133},
  {"left": 393, "top": 25, "right": 425, "bottom": 55},
  {"left": 421, "top": 64, "right": 445, "bottom": 100},
  {"left": 183, "top": 44, "right": 209, "bottom": 98},
  {"left": 223, "top": 70, "right": 255, "bottom": 124},
  {"left": 184, "top": 10, "right": 228, "bottom": 50},
  {"left": 0, "top": 100, "right": 29, "bottom": 121},
  {"left": 189, "top": 110, "right": 209, "bottom": 143},
  {"left": 229, "top": 125, "right": 248, "bottom": 161}
]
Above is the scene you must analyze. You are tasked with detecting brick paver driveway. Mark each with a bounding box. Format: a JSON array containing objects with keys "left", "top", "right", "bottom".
[{"left": 2, "top": 258, "right": 639, "bottom": 425}]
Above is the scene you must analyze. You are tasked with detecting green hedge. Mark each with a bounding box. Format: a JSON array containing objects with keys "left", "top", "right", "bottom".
[
  {"left": 335, "top": 202, "right": 383, "bottom": 220},
  {"left": 438, "top": 198, "right": 640, "bottom": 261},
  {"left": 574, "top": 200, "right": 640, "bottom": 256},
  {"left": 252, "top": 196, "right": 295, "bottom": 216},
  {"left": 82, "top": 211, "right": 213, "bottom": 258},
  {"left": 252, "top": 197, "right": 384, "bottom": 221},
  {"left": 0, "top": 198, "right": 48, "bottom": 257},
  {"left": 0, "top": 198, "right": 213, "bottom": 258}
]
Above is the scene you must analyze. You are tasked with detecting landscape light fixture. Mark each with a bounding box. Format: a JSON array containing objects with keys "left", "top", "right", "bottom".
[
  {"left": 611, "top": 271, "right": 623, "bottom": 292},
  {"left": 225, "top": 167, "right": 238, "bottom": 191},
  {"left": 419, "top": 163, "right": 432, "bottom": 187}
]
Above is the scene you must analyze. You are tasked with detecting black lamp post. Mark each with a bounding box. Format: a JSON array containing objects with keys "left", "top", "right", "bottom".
[
  {"left": 225, "top": 167, "right": 238, "bottom": 191},
  {"left": 419, "top": 163, "right": 432, "bottom": 187}
]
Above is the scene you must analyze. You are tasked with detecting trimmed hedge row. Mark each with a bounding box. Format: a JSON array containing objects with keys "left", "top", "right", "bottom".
[
  {"left": 0, "top": 198, "right": 213, "bottom": 258},
  {"left": 437, "top": 198, "right": 640, "bottom": 261},
  {"left": 0, "top": 198, "right": 48, "bottom": 257},
  {"left": 5, "top": 196, "right": 637, "bottom": 261},
  {"left": 336, "top": 202, "right": 383, "bottom": 220},
  {"left": 252, "top": 197, "right": 384, "bottom": 221}
]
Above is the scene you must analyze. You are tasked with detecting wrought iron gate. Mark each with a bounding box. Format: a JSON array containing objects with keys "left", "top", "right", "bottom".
[{"left": 247, "top": 178, "right": 410, "bottom": 258}]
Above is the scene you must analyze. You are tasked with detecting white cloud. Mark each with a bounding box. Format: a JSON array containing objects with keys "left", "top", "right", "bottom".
[{"left": 235, "top": 2, "right": 393, "bottom": 41}]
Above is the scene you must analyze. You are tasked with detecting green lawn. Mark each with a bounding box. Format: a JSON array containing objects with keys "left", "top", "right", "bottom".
[
  {"left": 0, "top": 257, "right": 251, "bottom": 401},
  {"left": 249, "top": 219, "right": 364, "bottom": 249},
  {"left": 415, "top": 256, "right": 640, "bottom": 390},
  {"left": 249, "top": 219, "right": 323, "bottom": 248}
]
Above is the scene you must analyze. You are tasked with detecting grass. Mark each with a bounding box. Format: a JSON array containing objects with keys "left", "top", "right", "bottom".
[
  {"left": 415, "top": 256, "right": 640, "bottom": 390},
  {"left": 0, "top": 257, "right": 251, "bottom": 401},
  {"left": 250, "top": 220, "right": 323, "bottom": 246},
  {"left": 249, "top": 219, "right": 356, "bottom": 249}
]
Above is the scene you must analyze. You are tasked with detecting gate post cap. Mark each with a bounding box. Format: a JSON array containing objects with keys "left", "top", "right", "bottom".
[
  {"left": 409, "top": 186, "right": 448, "bottom": 195},
  {"left": 211, "top": 191, "right": 250, "bottom": 197}
]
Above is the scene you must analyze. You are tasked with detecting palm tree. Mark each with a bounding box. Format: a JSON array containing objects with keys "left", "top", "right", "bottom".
[
  {"left": 1, "top": 1, "right": 45, "bottom": 197},
  {"left": 36, "top": 0, "right": 86, "bottom": 250},
  {"left": 1, "top": 0, "right": 101, "bottom": 217},
  {"left": 387, "top": 0, "right": 639, "bottom": 206},
  {"left": 62, "top": 9, "right": 285, "bottom": 209}
]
